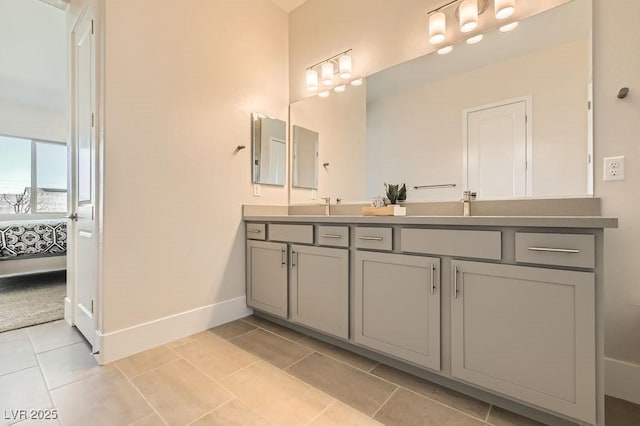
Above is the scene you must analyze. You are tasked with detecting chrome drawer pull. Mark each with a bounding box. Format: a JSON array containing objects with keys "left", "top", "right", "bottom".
[
  {"left": 320, "top": 234, "right": 342, "bottom": 239},
  {"left": 528, "top": 247, "right": 580, "bottom": 254},
  {"left": 247, "top": 229, "right": 262, "bottom": 234},
  {"left": 357, "top": 236, "right": 384, "bottom": 241},
  {"left": 453, "top": 266, "right": 459, "bottom": 299}
]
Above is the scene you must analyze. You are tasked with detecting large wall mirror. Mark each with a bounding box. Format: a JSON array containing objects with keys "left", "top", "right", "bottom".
[
  {"left": 367, "top": 0, "right": 592, "bottom": 201},
  {"left": 252, "top": 113, "right": 286, "bottom": 186}
]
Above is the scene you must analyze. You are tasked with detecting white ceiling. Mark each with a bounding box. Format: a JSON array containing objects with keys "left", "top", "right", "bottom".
[
  {"left": 0, "top": 0, "right": 67, "bottom": 111},
  {"left": 271, "top": 0, "right": 308, "bottom": 13}
]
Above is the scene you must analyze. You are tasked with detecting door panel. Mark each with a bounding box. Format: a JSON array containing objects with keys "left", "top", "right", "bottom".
[{"left": 246, "top": 240, "right": 288, "bottom": 318}]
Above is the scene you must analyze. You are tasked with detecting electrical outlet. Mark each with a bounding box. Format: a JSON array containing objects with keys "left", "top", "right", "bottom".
[
  {"left": 253, "top": 184, "right": 261, "bottom": 196},
  {"left": 603, "top": 156, "right": 625, "bottom": 181},
  {"left": 311, "top": 189, "right": 317, "bottom": 200}
]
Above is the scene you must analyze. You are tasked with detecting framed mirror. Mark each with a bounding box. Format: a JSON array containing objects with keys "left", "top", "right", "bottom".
[
  {"left": 292, "top": 125, "right": 319, "bottom": 189},
  {"left": 366, "top": 0, "right": 592, "bottom": 201},
  {"left": 251, "top": 113, "right": 286, "bottom": 186}
]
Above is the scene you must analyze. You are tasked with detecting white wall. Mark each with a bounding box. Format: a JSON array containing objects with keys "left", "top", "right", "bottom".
[
  {"left": 101, "top": 0, "right": 289, "bottom": 333},
  {"left": 367, "top": 38, "right": 588, "bottom": 201},
  {"left": 290, "top": 84, "right": 367, "bottom": 204},
  {"left": 290, "top": 0, "right": 640, "bottom": 399},
  {"left": 0, "top": 100, "right": 67, "bottom": 142}
]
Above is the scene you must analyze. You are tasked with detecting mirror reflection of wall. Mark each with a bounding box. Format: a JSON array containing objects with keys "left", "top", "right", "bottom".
[
  {"left": 252, "top": 113, "right": 286, "bottom": 186},
  {"left": 289, "top": 83, "right": 367, "bottom": 204},
  {"left": 292, "top": 126, "right": 319, "bottom": 189},
  {"left": 367, "top": 0, "right": 592, "bottom": 201}
]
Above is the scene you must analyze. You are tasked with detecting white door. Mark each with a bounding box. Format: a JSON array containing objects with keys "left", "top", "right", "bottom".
[
  {"left": 71, "top": 4, "right": 98, "bottom": 347},
  {"left": 464, "top": 99, "right": 529, "bottom": 198}
]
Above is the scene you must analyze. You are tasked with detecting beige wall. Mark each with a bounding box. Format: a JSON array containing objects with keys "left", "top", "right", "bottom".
[
  {"left": 290, "top": 84, "right": 367, "bottom": 204},
  {"left": 367, "top": 38, "right": 589, "bottom": 201},
  {"left": 101, "top": 0, "right": 289, "bottom": 332},
  {"left": 290, "top": 0, "right": 640, "bottom": 367}
]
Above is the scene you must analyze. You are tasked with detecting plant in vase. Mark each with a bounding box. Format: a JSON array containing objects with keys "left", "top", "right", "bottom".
[{"left": 384, "top": 183, "right": 407, "bottom": 205}]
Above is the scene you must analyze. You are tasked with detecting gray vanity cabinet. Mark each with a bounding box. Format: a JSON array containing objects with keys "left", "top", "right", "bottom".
[
  {"left": 354, "top": 251, "right": 441, "bottom": 371},
  {"left": 290, "top": 245, "right": 349, "bottom": 339},
  {"left": 450, "top": 260, "right": 596, "bottom": 424},
  {"left": 246, "top": 240, "right": 288, "bottom": 319}
]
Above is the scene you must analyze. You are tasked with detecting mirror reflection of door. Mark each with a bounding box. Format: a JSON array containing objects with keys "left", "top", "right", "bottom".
[
  {"left": 292, "top": 125, "right": 319, "bottom": 189},
  {"left": 265, "top": 137, "right": 286, "bottom": 186},
  {"left": 464, "top": 98, "right": 531, "bottom": 199},
  {"left": 252, "top": 114, "right": 286, "bottom": 186}
]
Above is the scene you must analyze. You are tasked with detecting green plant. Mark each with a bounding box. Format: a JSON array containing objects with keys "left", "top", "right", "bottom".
[{"left": 384, "top": 183, "right": 407, "bottom": 204}]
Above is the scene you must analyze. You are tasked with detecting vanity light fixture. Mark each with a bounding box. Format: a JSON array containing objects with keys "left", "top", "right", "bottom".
[
  {"left": 350, "top": 78, "right": 363, "bottom": 86},
  {"left": 466, "top": 34, "right": 484, "bottom": 44},
  {"left": 428, "top": 11, "right": 446, "bottom": 44},
  {"left": 437, "top": 45, "right": 453, "bottom": 55},
  {"left": 459, "top": 0, "right": 479, "bottom": 33},
  {"left": 495, "top": 0, "right": 516, "bottom": 19},
  {"left": 318, "top": 90, "right": 330, "bottom": 98},
  {"left": 306, "top": 69, "right": 318, "bottom": 92},
  {"left": 305, "top": 49, "right": 354, "bottom": 92},
  {"left": 334, "top": 84, "right": 346, "bottom": 93},
  {"left": 499, "top": 21, "right": 519, "bottom": 32}
]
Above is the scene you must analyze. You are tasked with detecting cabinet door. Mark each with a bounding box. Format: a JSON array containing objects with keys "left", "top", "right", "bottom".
[
  {"left": 290, "top": 245, "right": 349, "bottom": 339},
  {"left": 451, "top": 260, "right": 595, "bottom": 424},
  {"left": 355, "top": 251, "right": 440, "bottom": 371},
  {"left": 246, "top": 240, "right": 288, "bottom": 319}
]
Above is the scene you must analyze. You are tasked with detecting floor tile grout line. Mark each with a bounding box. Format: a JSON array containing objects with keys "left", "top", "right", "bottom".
[
  {"left": 113, "top": 363, "right": 170, "bottom": 426},
  {"left": 30, "top": 338, "right": 85, "bottom": 357},
  {"left": 295, "top": 339, "right": 380, "bottom": 375},
  {"left": 371, "top": 386, "right": 400, "bottom": 419},
  {"left": 24, "top": 327, "right": 57, "bottom": 411},
  {"left": 240, "top": 318, "right": 306, "bottom": 344},
  {"left": 304, "top": 400, "right": 337, "bottom": 426},
  {"left": 397, "top": 384, "right": 491, "bottom": 423},
  {"left": 368, "top": 362, "right": 380, "bottom": 373},
  {"left": 485, "top": 404, "right": 493, "bottom": 422},
  {"left": 0, "top": 364, "right": 39, "bottom": 379},
  {"left": 282, "top": 350, "right": 315, "bottom": 371},
  {"left": 209, "top": 326, "right": 258, "bottom": 342},
  {"left": 217, "top": 360, "right": 259, "bottom": 382},
  {"left": 184, "top": 396, "right": 235, "bottom": 426},
  {"left": 123, "top": 350, "right": 184, "bottom": 381}
]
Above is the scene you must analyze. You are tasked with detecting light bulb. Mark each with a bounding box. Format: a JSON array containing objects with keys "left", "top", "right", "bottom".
[
  {"left": 437, "top": 45, "right": 453, "bottom": 55},
  {"left": 350, "top": 78, "right": 363, "bottom": 86},
  {"left": 459, "top": 0, "right": 478, "bottom": 33},
  {"left": 318, "top": 90, "right": 330, "bottom": 98},
  {"left": 499, "top": 21, "right": 519, "bottom": 32},
  {"left": 339, "top": 55, "right": 352, "bottom": 79},
  {"left": 466, "top": 34, "right": 483, "bottom": 44},
  {"left": 305, "top": 69, "right": 318, "bottom": 92},
  {"left": 321, "top": 62, "right": 334, "bottom": 86},
  {"left": 334, "top": 84, "right": 346, "bottom": 93},
  {"left": 428, "top": 11, "right": 446, "bottom": 44},
  {"left": 495, "top": 0, "right": 515, "bottom": 20}
]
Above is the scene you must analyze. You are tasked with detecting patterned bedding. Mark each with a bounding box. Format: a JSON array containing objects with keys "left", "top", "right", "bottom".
[{"left": 0, "top": 222, "right": 67, "bottom": 260}]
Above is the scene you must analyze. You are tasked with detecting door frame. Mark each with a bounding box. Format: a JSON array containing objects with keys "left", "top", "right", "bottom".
[
  {"left": 66, "top": 0, "right": 105, "bottom": 351},
  {"left": 462, "top": 96, "right": 533, "bottom": 197}
]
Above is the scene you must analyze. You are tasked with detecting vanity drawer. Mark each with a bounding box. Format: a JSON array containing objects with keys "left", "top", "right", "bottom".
[
  {"left": 269, "top": 224, "right": 314, "bottom": 244},
  {"left": 401, "top": 228, "right": 501, "bottom": 260},
  {"left": 317, "top": 226, "right": 349, "bottom": 248},
  {"left": 246, "top": 223, "right": 266, "bottom": 240},
  {"left": 515, "top": 233, "right": 594, "bottom": 268},
  {"left": 355, "top": 227, "right": 392, "bottom": 251}
]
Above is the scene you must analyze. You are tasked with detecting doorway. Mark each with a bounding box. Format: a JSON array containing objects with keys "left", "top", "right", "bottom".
[{"left": 463, "top": 97, "right": 532, "bottom": 199}]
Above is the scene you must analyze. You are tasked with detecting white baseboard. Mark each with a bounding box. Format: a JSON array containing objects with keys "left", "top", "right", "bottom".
[
  {"left": 95, "top": 296, "right": 253, "bottom": 365},
  {"left": 605, "top": 357, "right": 640, "bottom": 405}
]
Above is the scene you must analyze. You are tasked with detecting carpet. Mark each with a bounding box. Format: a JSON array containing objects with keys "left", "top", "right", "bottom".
[{"left": 0, "top": 271, "right": 66, "bottom": 333}]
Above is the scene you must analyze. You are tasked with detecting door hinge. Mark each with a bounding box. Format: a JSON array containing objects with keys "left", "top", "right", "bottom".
[
  {"left": 525, "top": 115, "right": 528, "bottom": 124},
  {"left": 91, "top": 20, "right": 94, "bottom": 35},
  {"left": 90, "top": 299, "right": 94, "bottom": 314},
  {"left": 91, "top": 112, "right": 94, "bottom": 128},
  {"left": 588, "top": 154, "right": 592, "bottom": 164},
  {"left": 588, "top": 101, "right": 592, "bottom": 110}
]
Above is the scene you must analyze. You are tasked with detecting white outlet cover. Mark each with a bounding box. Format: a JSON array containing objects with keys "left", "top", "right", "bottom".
[
  {"left": 311, "top": 189, "right": 317, "bottom": 200},
  {"left": 603, "top": 156, "right": 625, "bottom": 181},
  {"left": 253, "top": 184, "right": 261, "bottom": 196}
]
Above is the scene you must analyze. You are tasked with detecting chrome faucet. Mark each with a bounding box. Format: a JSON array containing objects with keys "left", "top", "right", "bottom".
[
  {"left": 461, "top": 191, "right": 476, "bottom": 217},
  {"left": 320, "top": 197, "right": 331, "bottom": 216}
]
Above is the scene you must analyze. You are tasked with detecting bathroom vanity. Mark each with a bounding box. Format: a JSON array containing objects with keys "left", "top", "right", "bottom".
[{"left": 243, "top": 213, "right": 617, "bottom": 426}]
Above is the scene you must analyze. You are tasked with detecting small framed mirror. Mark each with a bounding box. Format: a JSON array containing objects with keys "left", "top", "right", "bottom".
[
  {"left": 252, "top": 113, "right": 287, "bottom": 186},
  {"left": 292, "top": 125, "right": 319, "bottom": 189}
]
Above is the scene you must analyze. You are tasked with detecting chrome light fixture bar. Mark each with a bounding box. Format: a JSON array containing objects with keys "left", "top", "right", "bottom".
[{"left": 305, "top": 49, "right": 360, "bottom": 95}]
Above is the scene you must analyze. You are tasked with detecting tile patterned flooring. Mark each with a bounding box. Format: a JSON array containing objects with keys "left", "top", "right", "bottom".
[{"left": 1, "top": 316, "right": 639, "bottom": 426}]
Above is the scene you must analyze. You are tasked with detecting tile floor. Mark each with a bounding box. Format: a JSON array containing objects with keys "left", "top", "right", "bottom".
[{"left": 1, "top": 316, "right": 639, "bottom": 426}]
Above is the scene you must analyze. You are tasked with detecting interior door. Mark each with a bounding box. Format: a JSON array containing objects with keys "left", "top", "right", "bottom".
[
  {"left": 72, "top": 5, "right": 98, "bottom": 347},
  {"left": 465, "top": 99, "right": 528, "bottom": 198}
]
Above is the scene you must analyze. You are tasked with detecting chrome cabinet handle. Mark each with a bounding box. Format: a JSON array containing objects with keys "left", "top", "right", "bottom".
[
  {"left": 453, "top": 266, "right": 459, "bottom": 299},
  {"left": 357, "top": 236, "right": 384, "bottom": 241},
  {"left": 247, "top": 229, "right": 262, "bottom": 234},
  {"left": 430, "top": 264, "right": 436, "bottom": 295},
  {"left": 320, "top": 234, "right": 342, "bottom": 239},
  {"left": 528, "top": 247, "right": 580, "bottom": 254},
  {"left": 281, "top": 248, "right": 286, "bottom": 268},
  {"left": 291, "top": 251, "right": 297, "bottom": 269}
]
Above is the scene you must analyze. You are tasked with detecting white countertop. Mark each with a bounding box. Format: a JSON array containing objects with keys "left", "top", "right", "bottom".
[{"left": 243, "top": 215, "right": 618, "bottom": 229}]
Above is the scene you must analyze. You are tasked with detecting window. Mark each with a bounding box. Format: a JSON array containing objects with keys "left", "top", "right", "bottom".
[{"left": 0, "top": 135, "right": 68, "bottom": 214}]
